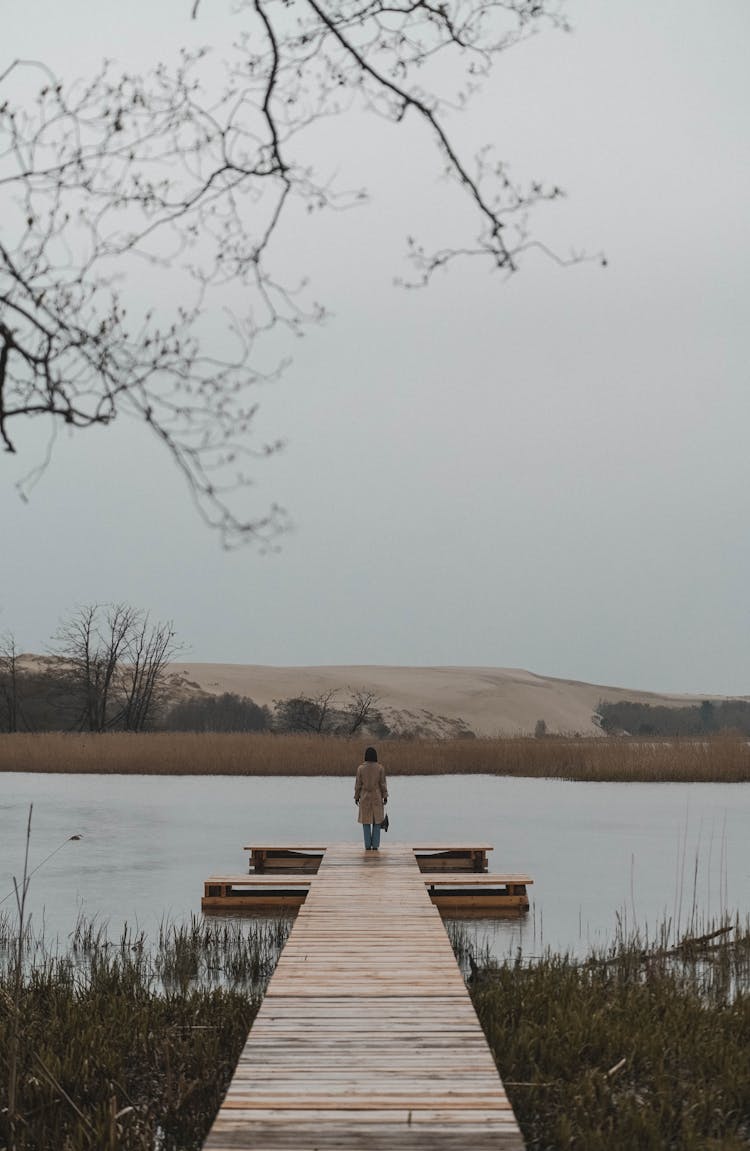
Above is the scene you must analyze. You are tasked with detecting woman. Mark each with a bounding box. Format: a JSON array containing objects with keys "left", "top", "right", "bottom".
[{"left": 355, "top": 746, "right": 388, "bottom": 851}]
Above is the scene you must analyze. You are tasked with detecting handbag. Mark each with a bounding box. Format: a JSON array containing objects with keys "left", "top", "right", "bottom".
[{"left": 380, "top": 813, "right": 389, "bottom": 833}]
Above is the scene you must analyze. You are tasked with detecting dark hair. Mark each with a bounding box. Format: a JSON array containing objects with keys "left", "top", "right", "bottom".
[{"left": 364, "top": 746, "right": 378, "bottom": 762}]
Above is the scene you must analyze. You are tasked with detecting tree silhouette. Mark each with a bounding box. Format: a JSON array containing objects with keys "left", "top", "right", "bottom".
[{"left": 1, "top": 2, "right": 589, "bottom": 544}]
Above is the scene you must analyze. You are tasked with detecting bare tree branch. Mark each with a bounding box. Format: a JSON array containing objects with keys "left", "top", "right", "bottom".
[
  {"left": 120, "top": 615, "right": 180, "bottom": 731},
  {"left": 0, "top": 632, "right": 22, "bottom": 732},
  {"left": 52, "top": 603, "right": 177, "bottom": 730},
  {"left": 1, "top": 2, "right": 590, "bottom": 544},
  {"left": 346, "top": 687, "right": 381, "bottom": 735}
]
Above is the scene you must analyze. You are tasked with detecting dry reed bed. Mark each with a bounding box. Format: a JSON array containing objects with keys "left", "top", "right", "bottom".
[{"left": 1, "top": 731, "right": 750, "bottom": 781}]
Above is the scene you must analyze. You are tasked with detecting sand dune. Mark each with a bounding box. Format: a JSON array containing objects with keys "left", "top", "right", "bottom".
[{"left": 165, "top": 664, "right": 740, "bottom": 737}]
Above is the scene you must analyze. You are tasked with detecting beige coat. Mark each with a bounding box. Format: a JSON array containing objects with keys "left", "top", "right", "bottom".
[{"left": 355, "top": 761, "right": 388, "bottom": 825}]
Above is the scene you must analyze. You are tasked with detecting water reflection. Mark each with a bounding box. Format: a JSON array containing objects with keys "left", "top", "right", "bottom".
[{"left": 0, "top": 772, "right": 748, "bottom": 958}]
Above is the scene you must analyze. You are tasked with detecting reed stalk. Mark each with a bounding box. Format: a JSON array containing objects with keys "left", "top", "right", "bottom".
[{"left": 5, "top": 804, "right": 34, "bottom": 1151}]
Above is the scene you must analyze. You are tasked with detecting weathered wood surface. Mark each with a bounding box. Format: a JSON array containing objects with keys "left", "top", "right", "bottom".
[
  {"left": 203, "top": 843, "right": 525, "bottom": 1150},
  {"left": 423, "top": 873, "right": 532, "bottom": 886},
  {"left": 202, "top": 869, "right": 531, "bottom": 912},
  {"left": 244, "top": 844, "right": 493, "bottom": 874},
  {"left": 242, "top": 844, "right": 495, "bottom": 852},
  {"left": 204, "top": 872, "right": 531, "bottom": 889}
]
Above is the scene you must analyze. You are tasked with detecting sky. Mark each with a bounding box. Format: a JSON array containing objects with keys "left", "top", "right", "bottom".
[{"left": 2, "top": 0, "right": 749, "bottom": 695}]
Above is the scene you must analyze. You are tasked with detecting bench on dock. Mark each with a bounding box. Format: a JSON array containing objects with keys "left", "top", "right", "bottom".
[
  {"left": 413, "top": 844, "right": 492, "bottom": 872},
  {"left": 202, "top": 862, "right": 531, "bottom": 912},
  {"left": 423, "top": 872, "right": 532, "bottom": 911},
  {"left": 244, "top": 845, "right": 325, "bottom": 872},
  {"left": 203, "top": 874, "right": 312, "bottom": 910},
  {"left": 244, "top": 842, "right": 493, "bottom": 874}
]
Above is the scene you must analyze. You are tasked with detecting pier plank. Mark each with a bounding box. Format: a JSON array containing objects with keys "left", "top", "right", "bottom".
[{"left": 203, "top": 843, "right": 525, "bottom": 1150}]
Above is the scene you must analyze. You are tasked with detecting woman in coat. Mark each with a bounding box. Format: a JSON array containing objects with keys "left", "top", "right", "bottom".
[{"left": 355, "top": 746, "right": 388, "bottom": 851}]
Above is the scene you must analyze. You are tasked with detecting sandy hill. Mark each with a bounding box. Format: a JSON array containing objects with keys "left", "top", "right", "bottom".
[{"left": 164, "top": 664, "right": 740, "bottom": 737}]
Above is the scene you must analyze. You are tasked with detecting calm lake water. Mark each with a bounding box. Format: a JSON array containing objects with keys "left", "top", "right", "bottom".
[{"left": 1, "top": 773, "right": 749, "bottom": 958}]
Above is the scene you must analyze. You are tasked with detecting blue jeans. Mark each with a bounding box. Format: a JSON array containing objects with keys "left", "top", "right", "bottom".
[{"left": 363, "top": 822, "right": 381, "bottom": 850}]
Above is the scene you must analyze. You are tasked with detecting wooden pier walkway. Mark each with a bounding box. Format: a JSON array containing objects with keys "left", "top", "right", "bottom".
[{"left": 204, "top": 843, "right": 525, "bottom": 1149}]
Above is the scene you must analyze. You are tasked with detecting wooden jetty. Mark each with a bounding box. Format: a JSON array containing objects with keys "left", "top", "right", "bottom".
[
  {"left": 203, "top": 842, "right": 532, "bottom": 913},
  {"left": 203, "top": 843, "right": 527, "bottom": 1149}
]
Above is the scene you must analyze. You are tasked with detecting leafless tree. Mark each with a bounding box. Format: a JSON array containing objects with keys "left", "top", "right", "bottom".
[
  {"left": 120, "top": 615, "right": 179, "bottom": 731},
  {"left": 52, "top": 603, "right": 177, "bottom": 731},
  {"left": 345, "top": 687, "right": 381, "bottom": 735},
  {"left": 310, "top": 688, "right": 339, "bottom": 734},
  {"left": 0, "top": 2, "right": 593, "bottom": 544},
  {"left": 53, "top": 604, "right": 134, "bottom": 731},
  {"left": 0, "top": 631, "right": 22, "bottom": 732},
  {"left": 273, "top": 688, "right": 339, "bottom": 733}
]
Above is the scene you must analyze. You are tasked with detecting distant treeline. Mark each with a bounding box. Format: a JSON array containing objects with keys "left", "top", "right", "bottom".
[
  {"left": 1, "top": 658, "right": 392, "bottom": 738},
  {"left": 0, "top": 671, "right": 393, "bottom": 737},
  {"left": 1, "top": 605, "right": 176, "bottom": 734},
  {"left": 1, "top": 605, "right": 392, "bottom": 737},
  {"left": 162, "top": 689, "right": 392, "bottom": 737},
  {"left": 598, "top": 698, "right": 750, "bottom": 737}
]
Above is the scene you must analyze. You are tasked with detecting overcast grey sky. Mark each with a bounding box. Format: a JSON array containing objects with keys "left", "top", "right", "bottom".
[{"left": 2, "top": 0, "right": 749, "bottom": 694}]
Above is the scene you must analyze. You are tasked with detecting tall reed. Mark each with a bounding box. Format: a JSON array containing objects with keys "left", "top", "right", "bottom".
[
  {"left": 458, "top": 917, "right": 750, "bottom": 1150},
  {"left": 2, "top": 731, "right": 750, "bottom": 781},
  {"left": 5, "top": 805, "right": 33, "bottom": 1150},
  {"left": 0, "top": 915, "right": 290, "bottom": 1150}
]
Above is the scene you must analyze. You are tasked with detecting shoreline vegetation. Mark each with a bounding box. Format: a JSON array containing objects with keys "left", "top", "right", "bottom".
[
  {"left": 1, "top": 731, "right": 750, "bottom": 782},
  {"left": 0, "top": 915, "right": 290, "bottom": 1151},
  {"left": 2, "top": 913, "right": 749, "bottom": 1149},
  {"left": 458, "top": 916, "right": 750, "bottom": 1151}
]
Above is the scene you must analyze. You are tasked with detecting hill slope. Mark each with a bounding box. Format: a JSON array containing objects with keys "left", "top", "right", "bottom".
[{"left": 165, "top": 664, "right": 743, "bottom": 737}]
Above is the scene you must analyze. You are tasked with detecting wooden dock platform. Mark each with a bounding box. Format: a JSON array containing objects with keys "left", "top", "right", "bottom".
[
  {"left": 202, "top": 870, "right": 532, "bottom": 913},
  {"left": 203, "top": 843, "right": 526, "bottom": 1149},
  {"left": 203, "top": 842, "right": 532, "bottom": 913}
]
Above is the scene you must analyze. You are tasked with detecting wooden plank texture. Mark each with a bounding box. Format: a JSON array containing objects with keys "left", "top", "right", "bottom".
[
  {"left": 203, "top": 843, "right": 524, "bottom": 1149},
  {"left": 204, "top": 873, "right": 531, "bottom": 888}
]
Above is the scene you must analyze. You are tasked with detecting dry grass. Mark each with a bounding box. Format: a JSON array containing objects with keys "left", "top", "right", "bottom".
[
  {"left": 1, "top": 731, "right": 750, "bottom": 781},
  {"left": 459, "top": 918, "right": 750, "bottom": 1151},
  {"left": 0, "top": 916, "right": 289, "bottom": 1151}
]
